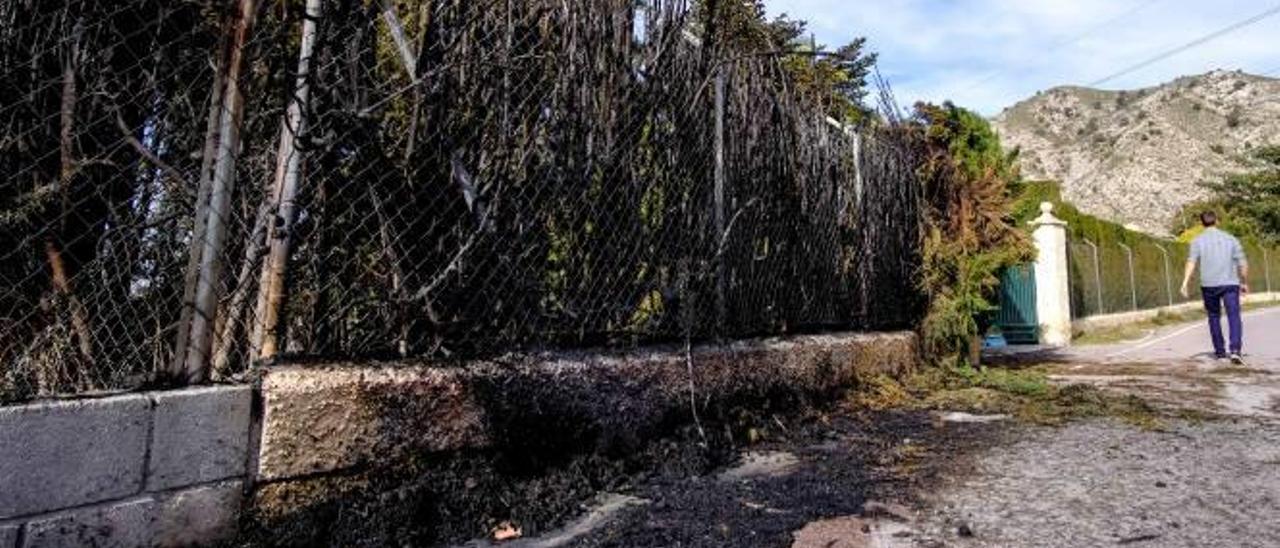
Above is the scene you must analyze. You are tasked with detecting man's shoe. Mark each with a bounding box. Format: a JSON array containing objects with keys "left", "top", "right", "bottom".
[{"left": 1229, "top": 353, "right": 1245, "bottom": 365}]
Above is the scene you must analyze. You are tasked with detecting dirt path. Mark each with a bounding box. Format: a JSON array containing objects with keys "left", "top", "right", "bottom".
[
  {"left": 457, "top": 313, "right": 1280, "bottom": 548},
  {"left": 458, "top": 410, "right": 1004, "bottom": 548},
  {"left": 468, "top": 414, "right": 1280, "bottom": 548},
  {"left": 1058, "top": 307, "right": 1280, "bottom": 418},
  {"left": 989, "top": 306, "right": 1280, "bottom": 418}
]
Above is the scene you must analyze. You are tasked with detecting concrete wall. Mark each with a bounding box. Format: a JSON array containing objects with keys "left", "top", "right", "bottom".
[
  {"left": 0, "top": 330, "right": 921, "bottom": 546},
  {"left": 0, "top": 386, "right": 252, "bottom": 548},
  {"left": 252, "top": 332, "right": 918, "bottom": 487}
]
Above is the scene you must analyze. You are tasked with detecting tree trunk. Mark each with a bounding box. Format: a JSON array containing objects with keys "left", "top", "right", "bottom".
[
  {"left": 211, "top": 201, "right": 270, "bottom": 377},
  {"left": 44, "top": 240, "right": 93, "bottom": 371},
  {"left": 967, "top": 334, "right": 982, "bottom": 367},
  {"left": 49, "top": 43, "right": 95, "bottom": 375},
  {"left": 251, "top": 0, "right": 323, "bottom": 360}
]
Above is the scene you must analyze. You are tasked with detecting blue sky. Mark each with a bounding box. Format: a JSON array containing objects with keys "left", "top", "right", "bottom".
[{"left": 763, "top": 0, "right": 1280, "bottom": 115}]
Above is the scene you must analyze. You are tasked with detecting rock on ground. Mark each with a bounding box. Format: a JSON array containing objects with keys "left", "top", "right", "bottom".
[{"left": 791, "top": 516, "right": 914, "bottom": 548}]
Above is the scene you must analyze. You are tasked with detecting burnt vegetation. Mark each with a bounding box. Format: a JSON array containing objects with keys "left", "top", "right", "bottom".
[{"left": 1, "top": 0, "right": 930, "bottom": 400}]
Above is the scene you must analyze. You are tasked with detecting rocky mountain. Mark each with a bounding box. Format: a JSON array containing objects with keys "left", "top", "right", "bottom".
[{"left": 992, "top": 70, "right": 1280, "bottom": 235}]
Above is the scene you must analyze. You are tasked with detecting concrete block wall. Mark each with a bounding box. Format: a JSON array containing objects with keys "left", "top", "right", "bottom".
[
  {"left": 0, "top": 386, "right": 252, "bottom": 548},
  {"left": 0, "top": 331, "right": 923, "bottom": 546},
  {"left": 245, "top": 331, "right": 919, "bottom": 539}
]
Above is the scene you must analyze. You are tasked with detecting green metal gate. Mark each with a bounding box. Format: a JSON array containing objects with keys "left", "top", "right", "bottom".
[{"left": 997, "top": 264, "right": 1039, "bottom": 345}]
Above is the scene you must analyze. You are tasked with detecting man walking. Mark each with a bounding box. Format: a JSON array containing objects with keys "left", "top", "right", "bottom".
[{"left": 1180, "top": 211, "right": 1249, "bottom": 364}]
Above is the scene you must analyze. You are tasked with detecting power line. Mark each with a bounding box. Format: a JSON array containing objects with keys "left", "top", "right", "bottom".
[
  {"left": 1089, "top": 3, "right": 1280, "bottom": 87},
  {"left": 954, "top": 0, "right": 1165, "bottom": 94},
  {"left": 1045, "top": 0, "right": 1168, "bottom": 52}
]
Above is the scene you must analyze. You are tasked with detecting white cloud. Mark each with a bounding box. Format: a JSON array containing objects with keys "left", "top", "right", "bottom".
[{"left": 764, "top": 0, "right": 1280, "bottom": 114}]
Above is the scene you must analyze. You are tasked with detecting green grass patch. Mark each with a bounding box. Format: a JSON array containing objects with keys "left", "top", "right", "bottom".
[
  {"left": 958, "top": 366, "right": 1050, "bottom": 396},
  {"left": 1073, "top": 308, "right": 1202, "bottom": 345}
]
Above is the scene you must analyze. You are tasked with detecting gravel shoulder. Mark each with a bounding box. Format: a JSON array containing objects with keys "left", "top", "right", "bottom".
[{"left": 914, "top": 418, "right": 1280, "bottom": 548}]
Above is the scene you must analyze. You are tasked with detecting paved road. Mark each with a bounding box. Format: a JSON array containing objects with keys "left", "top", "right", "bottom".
[
  {"left": 988, "top": 306, "right": 1280, "bottom": 417},
  {"left": 1045, "top": 306, "right": 1280, "bottom": 418},
  {"left": 1078, "top": 306, "right": 1280, "bottom": 366}
]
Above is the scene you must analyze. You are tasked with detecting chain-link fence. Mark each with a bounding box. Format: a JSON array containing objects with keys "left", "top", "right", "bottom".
[
  {"left": 1, "top": 0, "right": 229, "bottom": 399},
  {"left": 1069, "top": 237, "right": 1279, "bottom": 319},
  {"left": 2, "top": 0, "right": 924, "bottom": 402}
]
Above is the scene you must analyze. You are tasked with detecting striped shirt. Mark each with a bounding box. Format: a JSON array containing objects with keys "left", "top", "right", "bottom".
[{"left": 1189, "top": 227, "right": 1247, "bottom": 287}]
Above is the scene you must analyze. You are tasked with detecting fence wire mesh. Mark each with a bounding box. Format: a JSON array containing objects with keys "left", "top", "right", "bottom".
[
  {"left": 1069, "top": 237, "right": 1278, "bottom": 320},
  {"left": 2, "top": 0, "right": 924, "bottom": 401},
  {"left": 1, "top": 0, "right": 227, "bottom": 398}
]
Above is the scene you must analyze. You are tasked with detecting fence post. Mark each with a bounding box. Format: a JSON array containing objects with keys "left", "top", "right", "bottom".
[
  {"left": 1082, "top": 238, "right": 1103, "bottom": 315},
  {"left": 172, "top": 25, "right": 232, "bottom": 379},
  {"left": 852, "top": 129, "right": 863, "bottom": 208},
  {"left": 251, "top": 0, "right": 323, "bottom": 361},
  {"left": 713, "top": 66, "right": 727, "bottom": 333},
  {"left": 1030, "top": 203, "right": 1072, "bottom": 346},
  {"left": 180, "top": 0, "right": 259, "bottom": 384},
  {"left": 1118, "top": 242, "right": 1137, "bottom": 311},
  {"left": 1265, "top": 247, "right": 1273, "bottom": 294},
  {"left": 1155, "top": 243, "right": 1173, "bottom": 306}
]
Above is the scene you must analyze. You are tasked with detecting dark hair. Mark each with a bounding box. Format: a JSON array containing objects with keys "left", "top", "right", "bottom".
[{"left": 1200, "top": 211, "right": 1218, "bottom": 227}]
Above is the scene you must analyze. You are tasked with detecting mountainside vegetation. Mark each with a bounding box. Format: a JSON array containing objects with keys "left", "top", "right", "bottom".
[
  {"left": 994, "top": 70, "right": 1280, "bottom": 235},
  {"left": 1012, "top": 181, "right": 1170, "bottom": 248}
]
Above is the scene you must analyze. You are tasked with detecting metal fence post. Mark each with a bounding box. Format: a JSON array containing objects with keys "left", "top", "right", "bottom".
[
  {"left": 1265, "top": 247, "right": 1273, "bottom": 294},
  {"left": 1083, "top": 239, "right": 1103, "bottom": 314},
  {"left": 250, "top": 0, "right": 323, "bottom": 363},
  {"left": 852, "top": 131, "right": 863, "bottom": 208},
  {"left": 1155, "top": 243, "right": 1173, "bottom": 306},
  {"left": 1117, "top": 242, "right": 1137, "bottom": 311},
  {"left": 181, "top": 0, "right": 259, "bottom": 384},
  {"left": 713, "top": 66, "right": 727, "bottom": 333}
]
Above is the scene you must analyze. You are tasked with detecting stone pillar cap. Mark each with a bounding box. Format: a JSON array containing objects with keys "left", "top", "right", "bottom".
[{"left": 1030, "top": 201, "right": 1066, "bottom": 227}]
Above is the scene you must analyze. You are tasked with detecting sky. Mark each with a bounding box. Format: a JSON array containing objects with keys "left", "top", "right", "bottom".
[{"left": 763, "top": 0, "right": 1280, "bottom": 116}]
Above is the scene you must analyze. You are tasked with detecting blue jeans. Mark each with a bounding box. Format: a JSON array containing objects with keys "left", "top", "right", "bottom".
[{"left": 1202, "top": 285, "right": 1243, "bottom": 356}]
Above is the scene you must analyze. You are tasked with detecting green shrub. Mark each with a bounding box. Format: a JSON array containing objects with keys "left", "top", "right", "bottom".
[{"left": 911, "top": 103, "right": 1032, "bottom": 365}]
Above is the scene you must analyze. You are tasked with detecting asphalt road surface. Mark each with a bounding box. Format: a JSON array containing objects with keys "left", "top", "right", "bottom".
[{"left": 1089, "top": 306, "right": 1280, "bottom": 365}]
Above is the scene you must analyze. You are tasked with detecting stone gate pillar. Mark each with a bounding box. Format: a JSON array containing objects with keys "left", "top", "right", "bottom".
[{"left": 1031, "top": 202, "right": 1072, "bottom": 346}]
